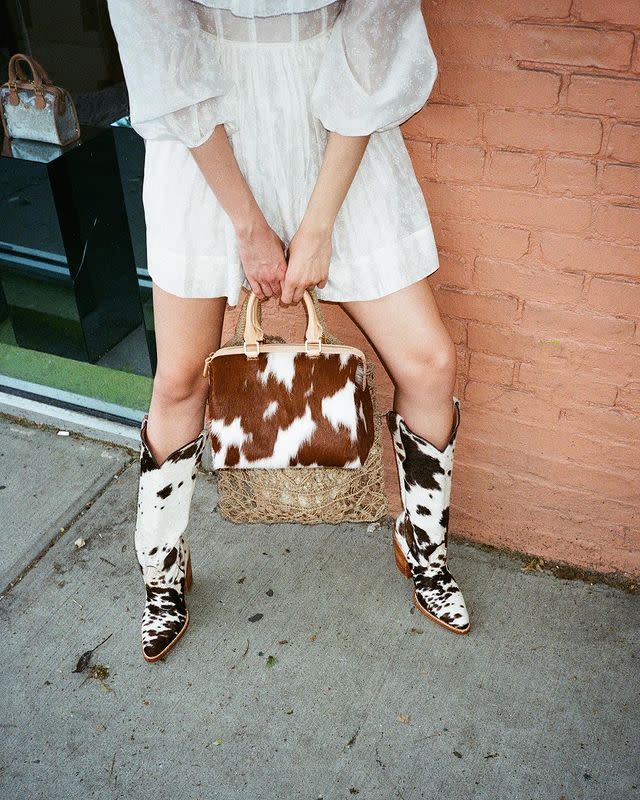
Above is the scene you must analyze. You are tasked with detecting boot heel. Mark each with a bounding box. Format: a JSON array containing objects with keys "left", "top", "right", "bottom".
[
  {"left": 393, "top": 533, "right": 412, "bottom": 579},
  {"left": 185, "top": 551, "right": 193, "bottom": 593}
]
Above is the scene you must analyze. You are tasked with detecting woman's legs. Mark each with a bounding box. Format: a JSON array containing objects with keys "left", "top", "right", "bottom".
[
  {"left": 145, "top": 282, "right": 229, "bottom": 463},
  {"left": 338, "top": 277, "right": 457, "bottom": 446}
]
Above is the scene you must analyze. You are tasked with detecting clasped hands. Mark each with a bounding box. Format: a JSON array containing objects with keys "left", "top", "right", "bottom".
[{"left": 236, "top": 216, "right": 331, "bottom": 306}]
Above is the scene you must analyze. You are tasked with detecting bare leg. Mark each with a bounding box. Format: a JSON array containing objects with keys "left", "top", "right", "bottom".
[
  {"left": 145, "top": 281, "right": 228, "bottom": 465},
  {"left": 338, "top": 277, "right": 456, "bottom": 450}
]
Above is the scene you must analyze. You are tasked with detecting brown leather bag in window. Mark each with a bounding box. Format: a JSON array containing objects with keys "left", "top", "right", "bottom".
[{"left": 0, "top": 53, "right": 80, "bottom": 146}]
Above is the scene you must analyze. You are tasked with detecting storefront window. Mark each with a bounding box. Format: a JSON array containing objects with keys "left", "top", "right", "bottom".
[{"left": 0, "top": 0, "right": 155, "bottom": 420}]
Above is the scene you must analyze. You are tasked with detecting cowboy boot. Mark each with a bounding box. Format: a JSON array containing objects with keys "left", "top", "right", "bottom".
[
  {"left": 385, "top": 397, "right": 470, "bottom": 634},
  {"left": 135, "top": 414, "right": 208, "bottom": 662}
]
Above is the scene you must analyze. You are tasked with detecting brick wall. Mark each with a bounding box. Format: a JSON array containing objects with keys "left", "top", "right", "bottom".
[
  {"left": 408, "top": 0, "right": 640, "bottom": 577},
  {"left": 221, "top": 0, "right": 640, "bottom": 578}
]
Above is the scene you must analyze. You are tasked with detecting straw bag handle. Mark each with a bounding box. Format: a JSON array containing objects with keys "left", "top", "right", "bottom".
[{"left": 243, "top": 289, "right": 323, "bottom": 352}]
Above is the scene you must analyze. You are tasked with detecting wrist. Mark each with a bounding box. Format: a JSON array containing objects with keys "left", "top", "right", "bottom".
[
  {"left": 233, "top": 207, "right": 269, "bottom": 240},
  {"left": 298, "top": 213, "right": 335, "bottom": 239}
]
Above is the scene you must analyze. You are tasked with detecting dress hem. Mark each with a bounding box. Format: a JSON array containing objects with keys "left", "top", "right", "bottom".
[{"left": 147, "top": 225, "right": 440, "bottom": 306}]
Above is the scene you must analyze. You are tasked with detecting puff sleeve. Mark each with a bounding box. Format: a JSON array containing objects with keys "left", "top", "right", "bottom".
[
  {"left": 310, "top": 0, "right": 437, "bottom": 136},
  {"left": 106, "top": 0, "right": 236, "bottom": 147}
]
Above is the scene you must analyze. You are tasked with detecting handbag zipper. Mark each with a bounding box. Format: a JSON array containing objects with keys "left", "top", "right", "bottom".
[{"left": 202, "top": 343, "right": 367, "bottom": 388}]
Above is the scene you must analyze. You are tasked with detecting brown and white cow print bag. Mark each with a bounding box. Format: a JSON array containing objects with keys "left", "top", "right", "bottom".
[{"left": 203, "top": 290, "right": 376, "bottom": 470}]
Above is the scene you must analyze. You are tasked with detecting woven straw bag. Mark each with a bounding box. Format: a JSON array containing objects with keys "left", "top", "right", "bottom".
[{"left": 209, "top": 289, "right": 388, "bottom": 524}]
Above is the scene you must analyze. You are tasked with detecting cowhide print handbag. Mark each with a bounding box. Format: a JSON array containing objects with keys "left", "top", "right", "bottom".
[{"left": 203, "top": 289, "right": 376, "bottom": 470}]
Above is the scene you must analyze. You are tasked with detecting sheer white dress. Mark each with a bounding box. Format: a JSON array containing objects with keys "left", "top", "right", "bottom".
[{"left": 106, "top": 0, "right": 440, "bottom": 304}]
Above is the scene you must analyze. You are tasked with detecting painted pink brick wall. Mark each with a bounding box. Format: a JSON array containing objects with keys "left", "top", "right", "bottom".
[{"left": 220, "top": 0, "right": 640, "bottom": 577}]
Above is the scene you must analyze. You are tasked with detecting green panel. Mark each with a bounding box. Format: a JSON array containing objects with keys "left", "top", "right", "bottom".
[{"left": 0, "top": 342, "right": 152, "bottom": 411}]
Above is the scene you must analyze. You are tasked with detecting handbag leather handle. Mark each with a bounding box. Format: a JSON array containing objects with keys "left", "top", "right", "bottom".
[
  {"left": 6, "top": 53, "right": 56, "bottom": 111},
  {"left": 243, "top": 289, "right": 324, "bottom": 349},
  {"left": 8, "top": 53, "right": 43, "bottom": 86},
  {"left": 8, "top": 53, "right": 52, "bottom": 85}
]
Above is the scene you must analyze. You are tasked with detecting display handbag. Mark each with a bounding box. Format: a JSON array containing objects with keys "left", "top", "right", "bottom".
[
  {"left": 203, "top": 288, "right": 388, "bottom": 523},
  {"left": 0, "top": 53, "right": 80, "bottom": 146}
]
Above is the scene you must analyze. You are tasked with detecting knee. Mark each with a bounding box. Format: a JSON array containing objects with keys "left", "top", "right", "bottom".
[
  {"left": 396, "top": 334, "right": 457, "bottom": 391},
  {"left": 153, "top": 363, "right": 208, "bottom": 407}
]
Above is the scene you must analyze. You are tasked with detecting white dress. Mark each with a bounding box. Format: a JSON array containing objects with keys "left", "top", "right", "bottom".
[{"left": 107, "top": 0, "right": 440, "bottom": 305}]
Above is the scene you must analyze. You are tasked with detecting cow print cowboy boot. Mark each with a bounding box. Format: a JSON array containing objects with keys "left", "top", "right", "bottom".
[
  {"left": 134, "top": 414, "right": 208, "bottom": 662},
  {"left": 385, "top": 397, "right": 470, "bottom": 634}
]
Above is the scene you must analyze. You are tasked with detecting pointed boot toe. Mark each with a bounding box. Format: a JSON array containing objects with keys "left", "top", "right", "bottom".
[
  {"left": 412, "top": 570, "right": 470, "bottom": 634},
  {"left": 140, "top": 538, "right": 193, "bottom": 663}
]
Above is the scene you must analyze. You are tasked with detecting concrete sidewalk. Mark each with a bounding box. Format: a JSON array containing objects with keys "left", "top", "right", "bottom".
[{"left": 0, "top": 413, "right": 638, "bottom": 800}]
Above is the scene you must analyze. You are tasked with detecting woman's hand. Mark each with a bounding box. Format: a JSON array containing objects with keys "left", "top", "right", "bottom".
[
  {"left": 280, "top": 220, "right": 332, "bottom": 305},
  {"left": 189, "top": 126, "right": 287, "bottom": 301},
  {"left": 280, "top": 131, "right": 369, "bottom": 305},
  {"left": 235, "top": 215, "right": 288, "bottom": 301}
]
